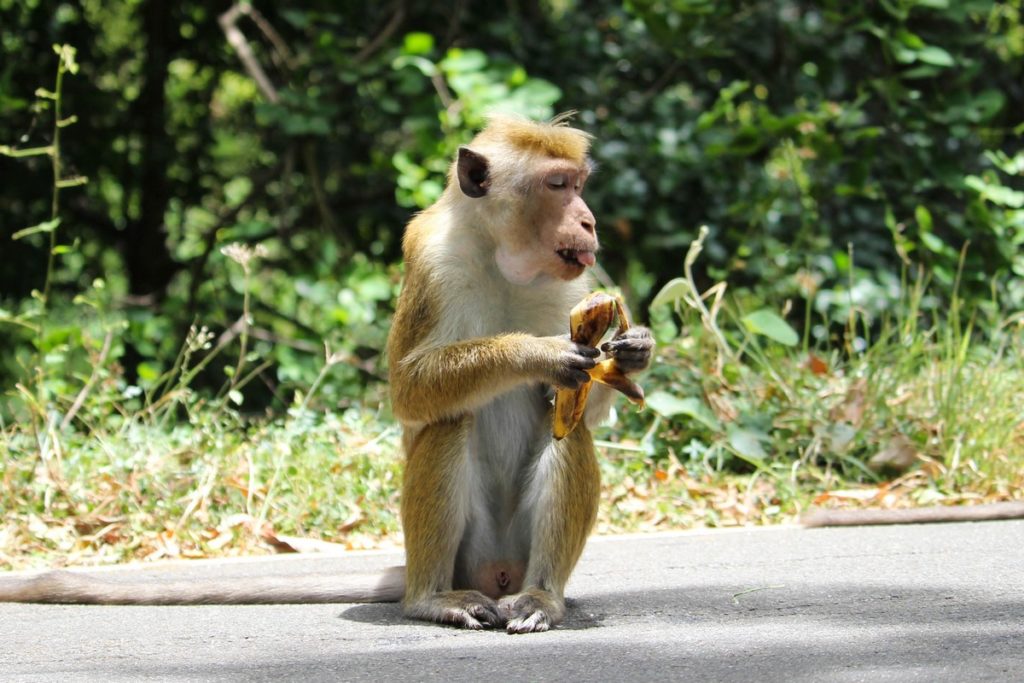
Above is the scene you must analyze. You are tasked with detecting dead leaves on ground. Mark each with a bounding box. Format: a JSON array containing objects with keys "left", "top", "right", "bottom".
[{"left": 598, "top": 451, "right": 786, "bottom": 533}]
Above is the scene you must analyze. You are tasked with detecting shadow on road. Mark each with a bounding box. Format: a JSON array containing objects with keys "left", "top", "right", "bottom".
[
  {"left": 86, "top": 581, "right": 1022, "bottom": 681},
  {"left": 338, "top": 596, "right": 607, "bottom": 631}
]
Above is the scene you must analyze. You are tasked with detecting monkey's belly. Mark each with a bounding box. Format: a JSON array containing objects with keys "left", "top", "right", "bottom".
[{"left": 472, "top": 560, "right": 526, "bottom": 599}]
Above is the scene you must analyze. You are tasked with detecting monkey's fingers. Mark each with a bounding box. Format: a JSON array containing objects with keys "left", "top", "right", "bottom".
[
  {"left": 553, "top": 292, "right": 621, "bottom": 439},
  {"left": 600, "top": 330, "right": 654, "bottom": 374},
  {"left": 588, "top": 360, "right": 645, "bottom": 406}
]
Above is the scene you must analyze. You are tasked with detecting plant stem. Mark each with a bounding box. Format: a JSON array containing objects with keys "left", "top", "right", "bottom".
[{"left": 42, "top": 53, "right": 66, "bottom": 310}]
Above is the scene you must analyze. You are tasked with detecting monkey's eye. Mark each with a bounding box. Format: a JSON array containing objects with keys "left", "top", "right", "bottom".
[{"left": 546, "top": 174, "right": 569, "bottom": 190}]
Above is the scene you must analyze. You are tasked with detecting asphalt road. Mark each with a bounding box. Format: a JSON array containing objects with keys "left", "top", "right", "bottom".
[{"left": 2, "top": 520, "right": 1022, "bottom": 682}]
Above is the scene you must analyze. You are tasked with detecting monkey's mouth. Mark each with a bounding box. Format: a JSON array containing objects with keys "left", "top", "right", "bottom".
[{"left": 556, "top": 248, "right": 596, "bottom": 268}]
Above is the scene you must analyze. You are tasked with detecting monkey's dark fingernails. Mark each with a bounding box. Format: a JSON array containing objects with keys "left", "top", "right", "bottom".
[
  {"left": 566, "top": 369, "right": 590, "bottom": 388},
  {"left": 470, "top": 604, "right": 505, "bottom": 628},
  {"left": 574, "top": 343, "right": 600, "bottom": 358}
]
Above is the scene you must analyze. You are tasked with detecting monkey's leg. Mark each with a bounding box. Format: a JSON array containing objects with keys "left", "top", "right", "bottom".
[
  {"left": 400, "top": 418, "right": 505, "bottom": 630},
  {"left": 501, "top": 426, "right": 600, "bottom": 634}
]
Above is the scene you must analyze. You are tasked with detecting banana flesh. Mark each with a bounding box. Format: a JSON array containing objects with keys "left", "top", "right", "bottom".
[{"left": 553, "top": 292, "right": 645, "bottom": 439}]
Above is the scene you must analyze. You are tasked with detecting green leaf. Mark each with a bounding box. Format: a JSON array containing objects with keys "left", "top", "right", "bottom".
[
  {"left": 136, "top": 362, "right": 160, "bottom": 382},
  {"left": 741, "top": 309, "right": 799, "bottom": 346},
  {"left": 920, "top": 231, "right": 945, "bottom": 252},
  {"left": 646, "top": 391, "right": 721, "bottom": 431},
  {"left": 650, "top": 277, "right": 689, "bottom": 308},
  {"left": 511, "top": 78, "right": 561, "bottom": 108},
  {"left": 895, "top": 29, "right": 925, "bottom": 49},
  {"left": 352, "top": 273, "right": 392, "bottom": 301},
  {"left": 403, "top": 32, "right": 435, "bottom": 55},
  {"left": 392, "top": 55, "right": 437, "bottom": 78},
  {"left": 56, "top": 175, "right": 88, "bottom": 188},
  {"left": 966, "top": 176, "right": 1024, "bottom": 208},
  {"left": 279, "top": 10, "right": 309, "bottom": 28},
  {"left": 441, "top": 49, "right": 487, "bottom": 74},
  {"left": 916, "top": 46, "right": 955, "bottom": 67},
  {"left": 726, "top": 425, "right": 767, "bottom": 462},
  {"left": 915, "top": 205, "right": 933, "bottom": 233},
  {"left": 12, "top": 218, "right": 61, "bottom": 240}
]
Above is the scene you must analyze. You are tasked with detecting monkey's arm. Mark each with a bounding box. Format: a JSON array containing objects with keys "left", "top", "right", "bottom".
[{"left": 391, "top": 334, "right": 598, "bottom": 425}]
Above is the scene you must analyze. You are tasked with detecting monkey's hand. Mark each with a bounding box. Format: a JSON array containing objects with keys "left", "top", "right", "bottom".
[
  {"left": 537, "top": 335, "right": 600, "bottom": 390},
  {"left": 600, "top": 325, "right": 654, "bottom": 374},
  {"left": 553, "top": 292, "right": 648, "bottom": 439}
]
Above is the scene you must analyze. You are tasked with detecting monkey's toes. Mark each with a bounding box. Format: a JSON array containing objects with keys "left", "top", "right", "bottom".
[
  {"left": 468, "top": 601, "right": 507, "bottom": 628},
  {"left": 440, "top": 606, "right": 498, "bottom": 630},
  {"left": 506, "top": 610, "right": 551, "bottom": 634},
  {"left": 498, "top": 592, "right": 560, "bottom": 634}
]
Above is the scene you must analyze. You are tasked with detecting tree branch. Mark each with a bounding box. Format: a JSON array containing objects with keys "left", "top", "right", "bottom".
[
  {"left": 219, "top": 4, "right": 280, "bottom": 103},
  {"left": 354, "top": 2, "right": 407, "bottom": 64}
]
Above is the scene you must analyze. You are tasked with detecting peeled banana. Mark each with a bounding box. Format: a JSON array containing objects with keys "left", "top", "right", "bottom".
[{"left": 553, "top": 292, "right": 646, "bottom": 439}]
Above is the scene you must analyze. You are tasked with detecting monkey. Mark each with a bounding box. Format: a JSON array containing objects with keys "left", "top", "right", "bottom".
[
  {"left": 385, "top": 113, "right": 653, "bottom": 633},
  {"left": 0, "top": 115, "right": 655, "bottom": 635},
  {"left": 801, "top": 500, "right": 1024, "bottom": 527}
]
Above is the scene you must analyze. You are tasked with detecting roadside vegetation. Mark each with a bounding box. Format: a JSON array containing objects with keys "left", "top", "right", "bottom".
[{"left": 2, "top": 3, "right": 1022, "bottom": 570}]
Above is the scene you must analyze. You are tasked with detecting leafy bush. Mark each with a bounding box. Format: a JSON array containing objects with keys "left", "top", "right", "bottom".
[{"left": 3, "top": 2, "right": 1022, "bottom": 408}]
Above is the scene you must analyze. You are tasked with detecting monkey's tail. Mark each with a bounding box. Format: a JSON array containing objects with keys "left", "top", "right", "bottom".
[
  {"left": 801, "top": 501, "right": 1024, "bottom": 528},
  {"left": 0, "top": 566, "right": 406, "bottom": 605}
]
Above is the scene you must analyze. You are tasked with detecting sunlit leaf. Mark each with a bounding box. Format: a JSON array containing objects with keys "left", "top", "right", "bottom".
[
  {"left": 12, "top": 218, "right": 60, "bottom": 240},
  {"left": 646, "top": 391, "right": 721, "bottom": 431},
  {"left": 742, "top": 309, "right": 799, "bottom": 346},
  {"left": 916, "top": 46, "right": 955, "bottom": 67},
  {"left": 650, "top": 277, "right": 689, "bottom": 308},
  {"left": 441, "top": 49, "right": 487, "bottom": 73},
  {"left": 403, "top": 32, "right": 434, "bottom": 55}
]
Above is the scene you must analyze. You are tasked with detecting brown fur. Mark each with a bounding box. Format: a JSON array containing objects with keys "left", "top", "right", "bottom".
[
  {"left": 473, "top": 114, "right": 592, "bottom": 164},
  {"left": 388, "top": 114, "right": 649, "bottom": 633}
]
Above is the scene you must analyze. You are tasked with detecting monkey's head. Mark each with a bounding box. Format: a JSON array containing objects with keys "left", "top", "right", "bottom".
[{"left": 451, "top": 115, "right": 598, "bottom": 286}]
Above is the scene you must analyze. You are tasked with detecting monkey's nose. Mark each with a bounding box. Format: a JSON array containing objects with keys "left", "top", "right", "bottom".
[{"left": 580, "top": 213, "right": 596, "bottom": 233}]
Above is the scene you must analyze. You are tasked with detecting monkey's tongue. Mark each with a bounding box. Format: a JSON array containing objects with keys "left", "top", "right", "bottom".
[
  {"left": 576, "top": 251, "right": 596, "bottom": 267},
  {"left": 557, "top": 248, "right": 597, "bottom": 268}
]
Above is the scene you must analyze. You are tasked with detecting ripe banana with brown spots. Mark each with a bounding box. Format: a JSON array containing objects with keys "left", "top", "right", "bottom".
[{"left": 553, "top": 292, "right": 646, "bottom": 439}]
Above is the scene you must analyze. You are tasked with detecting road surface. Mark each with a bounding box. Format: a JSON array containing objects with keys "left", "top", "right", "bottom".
[{"left": 2, "top": 520, "right": 1022, "bottom": 681}]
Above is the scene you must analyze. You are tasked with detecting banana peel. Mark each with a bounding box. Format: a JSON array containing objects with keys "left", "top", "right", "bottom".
[{"left": 553, "top": 292, "right": 645, "bottom": 439}]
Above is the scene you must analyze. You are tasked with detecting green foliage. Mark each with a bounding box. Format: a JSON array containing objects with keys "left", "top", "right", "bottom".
[
  {"left": 3, "top": 1, "right": 1023, "bottom": 408},
  {"left": 634, "top": 231, "right": 1024, "bottom": 495},
  {"left": 392, "top": 43, "right": 563, "bottom": 208},
  {"left": 606, "top": 0, "right": 1024, "bottom": 316},
  {"left": 1, "top": 2, "right": 1023, "bottom": 561}
]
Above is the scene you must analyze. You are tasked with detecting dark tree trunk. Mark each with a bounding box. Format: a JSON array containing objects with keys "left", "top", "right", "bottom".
[{"left": 126, "top": 0, "right": 178, "bottom": 299}]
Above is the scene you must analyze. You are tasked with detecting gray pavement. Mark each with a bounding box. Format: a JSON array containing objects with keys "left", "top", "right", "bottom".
[{"left": 1, "top": 520, "right": 1022, "bottom": 682}]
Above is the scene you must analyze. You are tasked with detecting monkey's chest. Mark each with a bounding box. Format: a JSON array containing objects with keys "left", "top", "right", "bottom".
[{"left": 467, "top": 386, "right": 552, "bottom": 487}]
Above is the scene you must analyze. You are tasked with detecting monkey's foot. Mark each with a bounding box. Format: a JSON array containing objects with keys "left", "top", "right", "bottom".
[
  {"left": 498, "top": 589, "right": 566, "bottom": 634},
  {"left": 404, "top": 590, "right": 506, "bottom": 630}
]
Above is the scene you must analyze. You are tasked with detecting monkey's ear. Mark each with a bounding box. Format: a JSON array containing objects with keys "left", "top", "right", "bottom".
[{"left": 457, "top": 147, "right": 490, "bottom": 198}]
